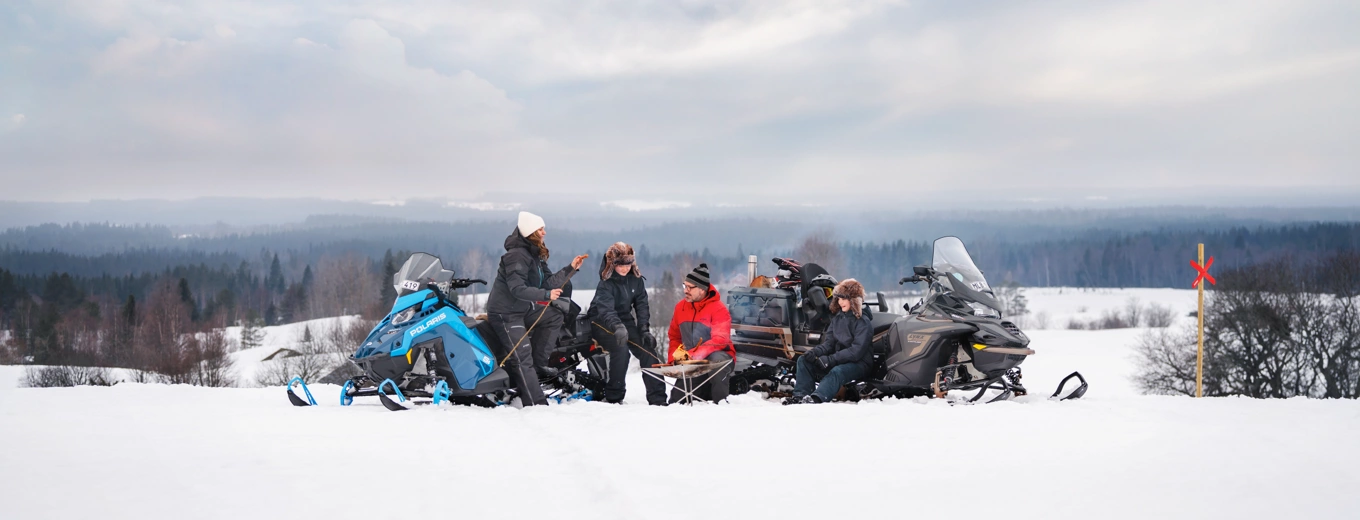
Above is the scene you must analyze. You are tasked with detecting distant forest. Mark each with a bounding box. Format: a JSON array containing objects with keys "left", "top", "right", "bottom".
[
  {"left": 2, "top": 217, "right": 1357, "bottom": 369},
  {"left": 1, "top": 221, "right": 1356, "bottom": 309}
]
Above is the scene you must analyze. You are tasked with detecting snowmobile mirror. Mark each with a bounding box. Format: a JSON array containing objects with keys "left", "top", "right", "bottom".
[{"left": 913, "top": 265, "right": 931, "bottom": 277}]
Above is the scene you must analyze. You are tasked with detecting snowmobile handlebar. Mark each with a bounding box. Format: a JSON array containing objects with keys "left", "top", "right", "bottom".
[
  {"left": 900, "top": 265, "right": 937, "bottom": 284},
  {"left": 448, "top": 278, "right": 487, "bottom": 290}
]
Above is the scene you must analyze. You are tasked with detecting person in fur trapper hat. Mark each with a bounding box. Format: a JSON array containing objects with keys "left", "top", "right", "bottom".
[
  {"left": 587, "top": 242, "right": 667, "bottom": 405},
  {"left": 786, "top": 278, "right": 873, "bottom": 405}
]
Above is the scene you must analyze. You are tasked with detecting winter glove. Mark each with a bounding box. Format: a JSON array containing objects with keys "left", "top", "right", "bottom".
[
  {"left": 641, "top": 332, "right": 657, "bottom": 350},
  {"left": 613, "top": 324, "right": 630, "bottom": 349},
  {"left": 813, "top": 355, "right": 832, "bottom": 371},
  {"left": 672, "top": 347, "right": 691, "bottom": 362}
]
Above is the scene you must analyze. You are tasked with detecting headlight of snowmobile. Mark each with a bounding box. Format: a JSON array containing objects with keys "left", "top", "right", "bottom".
[
  {"left": 392, "top": 305, "right": 418, "bottom": 325},
  {"left": 968, "top": 302, "right": 1000, "bottom": 318}
]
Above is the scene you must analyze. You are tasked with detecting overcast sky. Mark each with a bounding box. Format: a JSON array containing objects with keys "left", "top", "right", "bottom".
[{"left": 1, "top": 1, "right": 1357, "bottom": 205}]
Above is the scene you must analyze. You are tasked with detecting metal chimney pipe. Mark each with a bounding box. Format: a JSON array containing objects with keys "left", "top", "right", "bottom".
[{"left": 747, "top": 255, "right": 758, "bottom": 285}]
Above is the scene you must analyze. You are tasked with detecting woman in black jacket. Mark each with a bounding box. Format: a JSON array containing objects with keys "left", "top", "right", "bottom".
[
  {"left": 485, "top": 211, "right": 586, "bottom": 407},
  {"left": 587, "top": 242, "right": 665, "bottom": 405},
  {"left": 785, "top": 278, "right": 873, "bottom": 405}
]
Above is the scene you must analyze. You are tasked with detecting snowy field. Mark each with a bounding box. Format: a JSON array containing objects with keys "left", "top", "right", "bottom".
[{"left": 3, "top": 289, "right": 1360, "bottom": 519}]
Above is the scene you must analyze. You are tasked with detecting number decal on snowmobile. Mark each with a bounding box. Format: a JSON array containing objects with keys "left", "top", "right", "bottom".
[
  {"left": 970, "top": 281, "right": 988, "bottom": 291},
  {"left": 402, "top": 280, "right": 421, "bottom": 291}
]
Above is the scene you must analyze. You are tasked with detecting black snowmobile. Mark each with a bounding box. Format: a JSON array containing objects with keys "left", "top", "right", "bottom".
[
  {"left": 287, "top": 252, "right": 607, "bottom": 410},
  {"left": 860, "top": 236, "right": 1086, "bottom": 403},
  {"left": 726, "top": 257, "right": 901, "bottom": 397}
]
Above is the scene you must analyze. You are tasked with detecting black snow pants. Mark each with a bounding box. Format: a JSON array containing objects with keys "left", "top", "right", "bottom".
[
  {"left": 591, "top": 321, "right": 668, "bottom": 405},
  {"left": 487, "top": 306, "right": 560, "bottom": 407},
  {"left": 530, "top": 303, "right": 565, "bottom": 370}
]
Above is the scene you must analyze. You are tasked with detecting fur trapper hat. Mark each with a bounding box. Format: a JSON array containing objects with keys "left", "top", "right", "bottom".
[
  {"left": 830, "top": 278, "right": 865, "bottom": 318},
  {"left": 601, "top": 242, "right": 641, "bottom": 280}
]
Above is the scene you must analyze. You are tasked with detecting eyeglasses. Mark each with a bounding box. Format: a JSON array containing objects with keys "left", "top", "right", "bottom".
[{"left": 682, "top": 283, "right": 699, "bottom": 291}]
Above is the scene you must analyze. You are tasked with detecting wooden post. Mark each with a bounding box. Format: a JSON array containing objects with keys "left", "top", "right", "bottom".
[{"left": 1196, "top": 243, "right": 1204, "bottom": 398}]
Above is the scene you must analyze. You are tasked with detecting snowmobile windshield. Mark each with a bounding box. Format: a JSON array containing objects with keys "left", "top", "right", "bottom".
[
  {"left": 931, "top": 237, "right": 1002, "bottom": 314},
  {"left": 393, "top": 253, "right": 455, "bottom": 296}
]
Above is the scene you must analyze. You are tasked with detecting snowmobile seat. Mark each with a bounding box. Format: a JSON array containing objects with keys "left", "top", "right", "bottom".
[
  {"left": 803, "top": 283, "right": 831, "bottom": 331},
  {"left": 799, "top": 263, "right": 836, "bottom": 331},
  {"left": 869, "top": 311, "right": 897, "bottom": 336},
  {"left": 799, "top": 263, "right": 832, "bottom": 301}
]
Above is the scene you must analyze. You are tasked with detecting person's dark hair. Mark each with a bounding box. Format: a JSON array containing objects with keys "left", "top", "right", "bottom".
[{"left": 526, "top": 230, "right": 550, "bottom": 260}]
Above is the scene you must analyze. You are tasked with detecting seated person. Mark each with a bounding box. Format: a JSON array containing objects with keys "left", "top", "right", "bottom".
[
  {"left": 588, "top": 242, "right": 666, "bottom": 405},
  {"left": 667, "top": 263, "right": 736, "bottom": 403},
  {"left": 786, "top": 279, "right": 872, "bottom": 405}
]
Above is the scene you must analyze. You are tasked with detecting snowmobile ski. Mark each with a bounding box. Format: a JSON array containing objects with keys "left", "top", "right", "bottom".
[
  {"left": 287, "top": 376, "right": 316, "bottom": 406},
  {"left": 431, "top": 380, "right": 452, "bottom": 406},
  {"left": 377, "top": 378, "right": 409, "bottom": 411},
  {"left": 1049, "top": 371, "right": 1088, "bottom": 401}
]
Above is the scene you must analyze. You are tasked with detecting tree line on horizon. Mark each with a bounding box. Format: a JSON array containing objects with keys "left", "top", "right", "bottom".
[{"left": 1, "top": 223, "right": 1357, "bottom": 392}]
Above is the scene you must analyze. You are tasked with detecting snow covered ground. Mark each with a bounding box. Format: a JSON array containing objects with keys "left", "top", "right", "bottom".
[{"left": 2, "top": 290, "right": 1359, "bottom": 519}]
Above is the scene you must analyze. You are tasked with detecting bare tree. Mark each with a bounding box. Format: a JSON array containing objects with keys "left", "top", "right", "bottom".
[
  {"left": 1123, "top": 297, "right": 1145, "bottom": 327},
  {"left": 794, "top": 229, "right": 845, "bottom": 277},
  {"left": 1144, "top": 303, "right": 1175, "bottom": 328},
  {"left": 185, "top": 330, "right": 236, "bottom": 387},
  {"left": 1134, "top": 325, "right": 1206, "bottom": 396},
  {"left": 1135, "top": 255, "right": 1360, "bottom": 398},
  {"left": 307, "top": 255, "right": 380, "bottom": 319},
  {"left": 458, "top": 247, "right": 492, "bottom": 313},
  {"left": 23, "top": 365, "right": 115, "bottom": 387},
  {"left": 136, "top": 279, "right": 194, "bottom": 381},
  {"left": 650, "top": 271, "right": 681, "bottom": 343},
  {"left": 994, "top": 281, "right": 1030, "bottom": 326}
]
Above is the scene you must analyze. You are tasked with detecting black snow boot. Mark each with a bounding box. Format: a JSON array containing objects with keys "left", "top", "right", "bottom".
[
  {"left": 801, "top": 395, "right": 824, "bottom": 404},
  {"left": 782, "top": 394, "right": 806, "bottom": 406},
  {"left": 536, "top": 366, "right": 560, "bottom": 382}
]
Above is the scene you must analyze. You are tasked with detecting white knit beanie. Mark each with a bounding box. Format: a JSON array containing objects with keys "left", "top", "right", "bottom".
[{"left": 517, "top": 211, "right": 545, "bottom": 237}]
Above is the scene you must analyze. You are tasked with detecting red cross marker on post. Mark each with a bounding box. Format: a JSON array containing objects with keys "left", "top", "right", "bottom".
[
  {"left": 1192, "top": 244, "right": 1214, "bottom": 398},
  {"left": 1191, "top": 256, "right": 1216, "bottom": 288}
]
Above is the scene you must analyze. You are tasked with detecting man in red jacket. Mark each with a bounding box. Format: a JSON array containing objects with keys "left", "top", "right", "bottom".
[{"left": 667, "top": 263, "right": 735, "bottom": 403}]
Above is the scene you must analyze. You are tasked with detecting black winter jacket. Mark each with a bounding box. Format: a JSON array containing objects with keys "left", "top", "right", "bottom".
[
  {"left": 807, "top": 309, "right": 874, "bottom": 370},
  {"left": 486, "top": 231, "right": 576, "bottom": 316},
  {"left": 587, "top": 258, "right": 650, "bottom": 331}
]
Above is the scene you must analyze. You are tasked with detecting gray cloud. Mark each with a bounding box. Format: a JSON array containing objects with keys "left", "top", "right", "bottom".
[{"left": 1, "top": 0, "right": 1357, "bottom": 203}]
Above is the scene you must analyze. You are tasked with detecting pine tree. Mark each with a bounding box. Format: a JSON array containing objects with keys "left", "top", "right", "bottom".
[
  {"left": 109, "top": 295, "right": 137, "bottom": 365},
  {"left": 298, "top": 325, "right": 317, "bottom": 355},
  {"left": 266, "top": 254, "right": 286, "bottom": 294},
  {"left": 239, "top": 313, "right": 265, "bottom": 351},
  {"left": 380, "top": 250, "right": 397, "bottom": 305},
  {"left": 177, "top": 278, "right": 199, "bottom": 322}
]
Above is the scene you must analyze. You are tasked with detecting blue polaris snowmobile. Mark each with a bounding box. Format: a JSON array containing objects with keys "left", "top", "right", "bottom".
[{"left": 287, "top": 252, "right": 606, "bottom": 410}]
